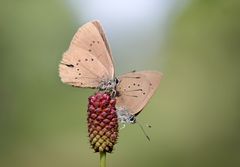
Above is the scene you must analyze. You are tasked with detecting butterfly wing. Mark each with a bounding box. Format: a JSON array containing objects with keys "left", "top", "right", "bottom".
[
  {"left": 92, "top": 21, "right": 114, "bottom": 64},
  {"left": 69, "top": 21, "right": 114, "bottom": 78},
  {"left": 59, "top": 46, "right": 110, "bottom": 88},
  {"left": 116, "top": 71, "right": 163, "bottom": 115}
]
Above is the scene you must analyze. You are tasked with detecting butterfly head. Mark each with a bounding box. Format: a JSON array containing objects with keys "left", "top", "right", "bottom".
[{"left": 116, "top": 106, "right": 136, "bottom": 124}]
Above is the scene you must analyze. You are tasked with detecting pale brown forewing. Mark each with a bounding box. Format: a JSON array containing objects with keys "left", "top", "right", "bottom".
[
  {"left": 69, "top": 21, "right": 114, "bottom": 79},
  {"left": 92, "top": 21, "right": 114, "bottom": 64},
  {"left": 59, "top": 46, "right": 110, "bottom": 88},
  {"left": 116, "top": 71, "right": 163, "bottom": 115}
]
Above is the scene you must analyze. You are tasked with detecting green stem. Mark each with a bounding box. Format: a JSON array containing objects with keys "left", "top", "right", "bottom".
[{"left": 100, "top": 152, "right": 106, "bottom": 167}]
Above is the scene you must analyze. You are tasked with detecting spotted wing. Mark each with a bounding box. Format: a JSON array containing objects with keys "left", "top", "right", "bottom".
[
  {"left": 59, "top": 46, "right": 109, "bottom": 88},
  {"left": 116, "top": 71, "right": 163, "bottom": 115},
  {"left": 69, "top": 20, "right": 114, "bottom": 79}
]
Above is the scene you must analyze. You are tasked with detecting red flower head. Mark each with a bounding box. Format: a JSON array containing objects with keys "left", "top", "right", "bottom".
[{"left": 87, "top": 92, "right": 118, "bottom": 153}]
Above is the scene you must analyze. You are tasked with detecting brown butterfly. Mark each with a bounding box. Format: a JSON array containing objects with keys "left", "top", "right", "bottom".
[{"left": 59, "top": 21, "right": 163, "bottom": 127}]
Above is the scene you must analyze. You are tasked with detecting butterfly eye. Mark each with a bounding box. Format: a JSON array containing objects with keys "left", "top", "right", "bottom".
[
  {"left": 115, "top": 78, "right": 119, "bottom": 84},
  {"left": 129, "top": 115, "right": 136, "bottom": 123}
]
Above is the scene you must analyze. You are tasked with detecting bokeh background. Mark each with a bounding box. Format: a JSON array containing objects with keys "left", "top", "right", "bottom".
[{"left": 1, "top": 0, "right": 240, "bottom": 167}]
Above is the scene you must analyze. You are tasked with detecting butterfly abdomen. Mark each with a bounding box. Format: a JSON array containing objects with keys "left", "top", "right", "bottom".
[{"left": 87, "top": 92, "right": 119, "bottom": 152}]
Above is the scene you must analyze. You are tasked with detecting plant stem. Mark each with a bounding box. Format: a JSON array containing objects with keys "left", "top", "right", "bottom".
[{"left": 100, "top": 152, "right": 106, "bottom": 167}]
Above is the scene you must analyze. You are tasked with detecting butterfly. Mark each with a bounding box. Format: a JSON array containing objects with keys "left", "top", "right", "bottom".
[{"left": 59, "top": 21, "right": 163, "bottom": 127}]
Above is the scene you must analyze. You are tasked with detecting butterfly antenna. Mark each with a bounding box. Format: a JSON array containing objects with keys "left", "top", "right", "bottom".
[
  {"left": 146, "top": 124, "right": 152, "bottom": 128},
  {"left": 136, "top": 121, "right": 150, "bottom": 141}
]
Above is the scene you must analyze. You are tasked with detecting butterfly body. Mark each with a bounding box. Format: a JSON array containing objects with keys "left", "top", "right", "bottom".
[{"left": 98, "top": 77, "right": 119, "bottom": 95}]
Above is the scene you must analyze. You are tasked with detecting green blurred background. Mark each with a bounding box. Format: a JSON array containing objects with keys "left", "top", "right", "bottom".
[{"left": 1, "top": 0, "right": 240, "bottom": 167}]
